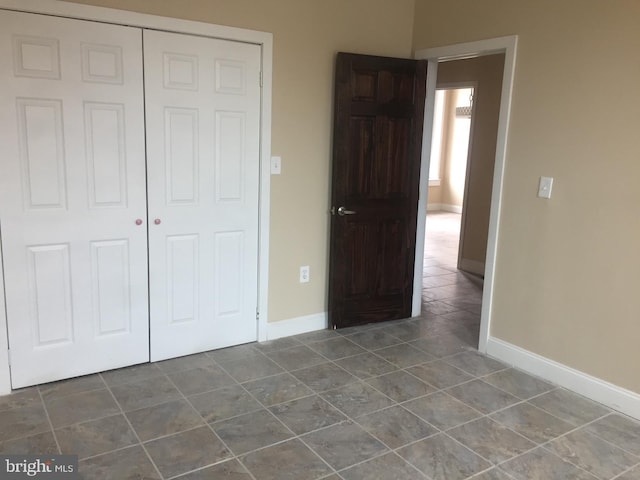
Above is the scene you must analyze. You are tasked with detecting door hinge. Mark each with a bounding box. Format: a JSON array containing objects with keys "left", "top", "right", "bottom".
[
  {"left": 259, "top": 71, "right": 263, "bottom": 88},
  {"left": 256, "top": 309, "right": 260, "bottom": 321}
]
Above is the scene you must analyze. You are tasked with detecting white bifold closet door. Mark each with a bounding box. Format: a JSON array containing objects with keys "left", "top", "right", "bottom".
[
  {"left": 144, "top": 30, "right": 261, "bottom": 361},
  {"left": 0, "top": 11, "right": 149, "bottom": 388}
]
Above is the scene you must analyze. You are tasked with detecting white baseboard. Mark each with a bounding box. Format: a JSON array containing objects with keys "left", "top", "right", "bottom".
[
  {"left": 487, "top": 337, "right": 640, "bottom": 421},
  {"left": 459, "top": 258, "right": 485, "bottom": 276},
  {"left": 427, "top": 203, "right": 442, "bottom": 211},
  {"left": 266, "top": 312, "right": 328, "bottom": 340}
]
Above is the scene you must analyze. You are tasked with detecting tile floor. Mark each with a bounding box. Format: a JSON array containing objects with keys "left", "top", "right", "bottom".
[{"left": 0, "top": 212, "right": 639, "bottom": 479}]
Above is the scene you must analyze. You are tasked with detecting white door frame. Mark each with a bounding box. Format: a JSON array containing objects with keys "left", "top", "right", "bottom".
[
  {"left": 0, "top": 0, "right": 273, "bottom": 394},
  {"left": 412, "top": 36, "right": 518, "bottom": 354}
]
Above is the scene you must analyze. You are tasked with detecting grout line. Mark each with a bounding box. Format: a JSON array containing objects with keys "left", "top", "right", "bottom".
[
  {"left": 36, "top": 388, "right": 62, "bottom": 455},
  {"left": 102, "top": 383, "right": 165, "bottom": 480}
]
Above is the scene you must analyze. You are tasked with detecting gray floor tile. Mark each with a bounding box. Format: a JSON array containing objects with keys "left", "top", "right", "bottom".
[
  {"left": 365, "top": 370, "right": 434, "bottom": 402},
  {"left": 110, "top": 376, "right": 181, "bottom": 412},
  {"left": 56, "top": 414, "right": 138, "bottom": 459},
  {"left": 547, "top": 429, "right": 639, "bottom": 479},
  {"left": 266, "top": 345, "right": 328, "bottom": 371},
  {"left": 188, "top": 385, "right": 262, "bottom": 422},
  {"left": 529, "top": 389, "right": 609, "bottom": 426},
  {"left": 397, "top": 433, "right": 491, "bottom": 480},
  {"left": 584, "top": 413, "right": 640, "bottom": 455},
  {"left": 441, "top": 305, "right": 481, "bottom": 321},
  {"left": 168, "top": 365, "right": 236, "bottom": 396},
  {"left": 292, "top": 329, "right": 341, "bottom": 344},
  {"left": 469, "top": 469, "right": 515, "bottom": 480},
  {"left": 212, "top": 409, "right": 293, "bottom": 455},
  {"left": 483, "top": 369, "right": 554, "bottom": 399},
  {"left": 0, "top": 403, "right": 50, "bottom": 441},
  {"left": 223, "top": 355, "right": 284, "bottom": 382},
  {"left": 39, "top": 374, "right": 105, "bottom": 400},
  {"left": 335, "top": 353, "right": 396, "bottom": 379},
  {"left": 176, "top": 458, "right": 253, "bottom": 479},
  {"left": 79, "top": 445, "right": 160, "bottom": 480},
  {"left": 421, "top": 300, "right": 461, "bottom": 315},
  {"left": 321, "top": 382, "right": 395, "bottom": 418},
  {"left": 423, "top": 266, "right": 453, "bottom": 277},
  {"left": 207, "top": 343, "right": 263, "bottom": 365},
  {"left": 269, "top": 395, "right": 346, "bottom": 435},
  {"left": 357, "top": 405, "right": 437, "bottom": 448},
  {"left": 403, "top": 391, "right": 481, "bottom": 430},
  {"left": 500, "top": 447, "right": 598, "bottom": 480},
  {"left": 101, "top": 363, "right": 164, "bottom": 387},
  {"left": 451, "top": 325, "right": 480, "bottom": 346},
  {"left": 308, "top": 337, "right": 366, "bottom": 360},
  {"left": 45, "top": 388, "right": 120, "bottom": 428},
  {"left": 243, "top": 372, "right": 313, "bottom": 406},
  {"left": 340, "top": 452, "right": 427, "bottom": 480},
  {"left": 302, "top": 421, "right": 388, "bottom": 470},
  {"left": 253, "top": 337, "right": 303, "bottom": 354},
  {"left": 337, "top": 322, "right": 386, "bottom": 336},
  {"left": 0, "top": 388, "right": 41, "bottom": 412},
  {"left": 444, "top": 351, "right": 507, "bottom": 376},
  {"left": 406, "top": 360, "right": 473, "bottom": 389},
  {"left": 345, "top": 330, "right": 402, "bottom": 350},
  {"left": 446, "top": 379, "right": 520, "bottom": 414},
  {"left": 0, "top": 431, "right": 59, "bottom": 454},
  {"left": 126, "top": 398, "right": 204, "bottom": 441},
  {"left": 409, "top": 334, "right": 469, "bottom": 358},
  {"left": 616, "top": 465, "right": 640, "bottom": 480},
  {"left": 292, "top": 363, "right": 357, "bottom": 393},
  {"left": 241, "top": 438, "right": 332, "bottom": 480},
  {"left": 145, "top": 426, "right": 231, "bottom": 478},
  {"left": 448, "top": 417, "right": 535, "bottom": 464},
  {"left": 378, "top": 321, "right": 431, "bottom": 342},
  {"left": 373, "top": 344, "right": 434, "bottom": 368},
  {"left": 155, "top": 352, "right": 217, "bottom": 374},
  {"left": 490, "top": 403, "right": 574, "bottom": 444}
]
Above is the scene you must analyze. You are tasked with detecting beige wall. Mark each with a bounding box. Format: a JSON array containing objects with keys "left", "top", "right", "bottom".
[
  {"left": 414, "top": 0, "right": 640, "bottom": 394},
  {"left": 65, "top": 0, "right": 416, "bottom": 323},
  {"left": 437, "top": 55, "right": 504, "bottom": 266}
]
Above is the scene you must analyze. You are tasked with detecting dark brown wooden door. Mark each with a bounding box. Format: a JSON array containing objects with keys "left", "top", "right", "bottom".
[{"left": 329, "top": 52, "right": 427, "bottom": 329}]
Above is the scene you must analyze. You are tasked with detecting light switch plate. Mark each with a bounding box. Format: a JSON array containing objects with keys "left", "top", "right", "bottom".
[
  {"left": 271, "top": 156, "right": 282, "bottom": 175},
  {"left": 538, "top": 176, "right": 553, "bottom": 199}
]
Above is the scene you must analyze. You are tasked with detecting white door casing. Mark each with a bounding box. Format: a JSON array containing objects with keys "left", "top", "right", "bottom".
[
  {"left": 0, "top": 11, "right": 150, "bottom": 387},
  {"left": 144, "top": 30, "right": 261, "bottom": 360}
]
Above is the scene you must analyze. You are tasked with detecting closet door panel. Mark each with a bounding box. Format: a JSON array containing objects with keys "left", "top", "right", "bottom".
[
  {"left": 0, "top": 11, "right": 149, "bottom": 388},
  {"left": 144, "top": 30, "right": 261, "bottom": 360}
]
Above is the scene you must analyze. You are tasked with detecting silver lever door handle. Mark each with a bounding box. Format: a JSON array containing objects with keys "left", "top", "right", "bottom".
[{"left": 337, "top": 206, "right": 356, "bottom": 216}]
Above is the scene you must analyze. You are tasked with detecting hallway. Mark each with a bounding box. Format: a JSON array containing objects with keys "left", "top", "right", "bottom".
[{"left": 422, "top": 211, "right": 483, "bottom": 349}]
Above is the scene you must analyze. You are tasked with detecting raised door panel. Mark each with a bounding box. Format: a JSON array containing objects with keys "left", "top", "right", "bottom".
[
  {"left": 0, "top": 11, "right": 149, "bottom": 388},
  {"left": 145, "top": 30, "right": 260, "bottom": 360}
]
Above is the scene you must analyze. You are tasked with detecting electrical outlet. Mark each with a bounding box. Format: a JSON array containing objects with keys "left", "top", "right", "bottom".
[{"left": 299, "top": 265, "right": 310, "bottom": 283}]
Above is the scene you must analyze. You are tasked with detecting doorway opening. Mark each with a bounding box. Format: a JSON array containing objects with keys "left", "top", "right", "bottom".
[
  {"left": 413, "top": 36, "right": 517, "bottom": 353},
  {"left": 422, "top": 86, "right": 482, "bottom": 348}
]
